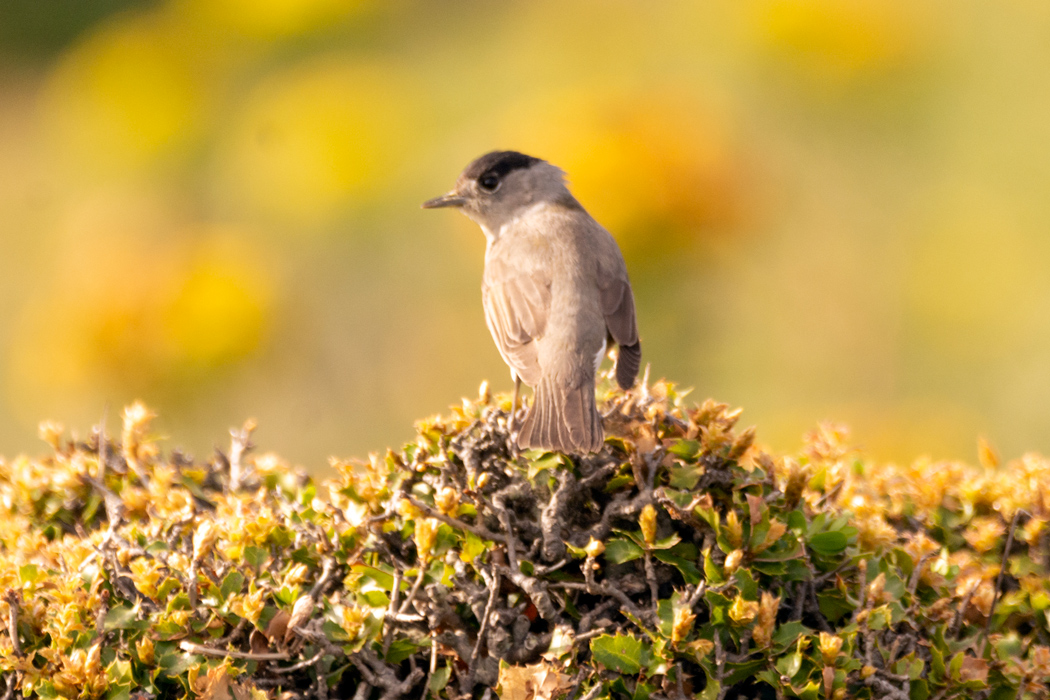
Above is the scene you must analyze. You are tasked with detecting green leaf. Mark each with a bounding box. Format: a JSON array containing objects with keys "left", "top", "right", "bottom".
[
  {"left": 106, "top": 685, "right": 131, "bottom": 700},
  {"left": 654, "top": 550, "right": 701, "bottom": 585},
  {"left": 668, "top": 464, "right": 703, "bottom": 490},
  {"left": 750, "top": 560, "right": 786, "bottom": 576},
  {"left": 930, "top": 644, "right": 945, "bottom": 681},
  {"left": 604, "top": 538, "right": 644, "bottom": 564},
  {"left": 657, "top": 599, "right": 674, "bottom": 637},
  {"left": 650, "top": 533, "right": 682, "bottom": 550},
  {"left": 106, "top": 658, "right": 133, "bottom": 685},
  {"left": 910, "top": 679, "right": 930, "bottom": 700},
  {"left": 703, "top": 548, "right": 724, "bottom": 584},
  {"left": 771, "top": 621, "right": 810, "bottom": 654},
  {"left": 723, "top": 659, "right": 766, "bottom": 686},
  {"left": 220, "top": 570, "right": 245, "bottom": 602},
  {"left": 668, "top": 439, "right": 700, "bottom": 460},
  {"left": 797, "top": 681, "right": 821, "bottom": 700},
  {"left": 734, "top": 568, "right": 759, "bottom": 600},
  {"left": 527, "top": 452, "right": 566, "bottom": 481},
  {"left": 787, "top": 510, "right": 807, "bottom": 533},
  {"left": 604, "top": 474, "right": 634, "bottom": 492},
  {"left": 430, "top": 665, "right": 451, "bottom": 693},
  {"left": 808, "top": 531, "right": 848, "bottom": 557},
  {"left": 387, "top": 638, "right": 422, "bottom": 665},
  {"left": 590, "top": 633, "right": 648, "bottom": 674},
  {"left": 631, "top": 680, "right": 656, "bottom": 700},
  {"left": 359, "top": 590, "right": 389, "bottom": 608},
  {"left": 103, "top": 604, "right": 143, "bottom": 631},
  {"left": 816, "top": 590, "right": 853, "bottom": 623},
  {"left": 18, "top": 564, "right": 39, "bottom": 585},
  {"left": 705, "top": 591, "right": 731, "bottom": 626},
  {"left": 460, "top": 531, "right": 489, "bottom": 563},
  {"left": 243, "top": 546, "right": 268, "bottom": 568}
]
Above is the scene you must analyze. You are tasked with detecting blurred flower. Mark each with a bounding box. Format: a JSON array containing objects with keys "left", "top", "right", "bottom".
[
  {"left": 671, "top": 606, "right": 696, "bottom": 645},
  {"left": 7, "top": 219, "right": 275, "bottom": 418},
  {"left": 639, "top": 504, "right": 658, "bottom": 546},
  {"left": 180, "top": 0, "right": 370, "bottom": 40},
  {"left": 818, "top": 632, "right": 843, "bottom": 665},
  {"left": 728, "top": 594, "right": 759, "bottom": 625},
  {"left": 746, "top": 0, "right": 925, "bottom": 86},
  {"left": 43, "top": 12, "right": 207, "bottom": 175},
  {"left": 214, "top": 56, "right": 419, "bottom": 229},
  {"left": 501, "top": 87, "right": 744, "bottom": 261}
]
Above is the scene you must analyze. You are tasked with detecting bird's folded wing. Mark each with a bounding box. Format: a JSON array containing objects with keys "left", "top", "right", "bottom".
[
  {"left": 482, "top": 270, "right": 550, "bottom": 386},
  {"left": 598, "top": 253, "right": 641, "bottom": 390},
  {"left": 599, "top": 276, "right": 638, "bottom": 347}
]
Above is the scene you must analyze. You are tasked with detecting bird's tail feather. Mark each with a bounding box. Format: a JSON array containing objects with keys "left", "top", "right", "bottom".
[{"left": 517, "top": 376, "right": 603, "bottom": 454}]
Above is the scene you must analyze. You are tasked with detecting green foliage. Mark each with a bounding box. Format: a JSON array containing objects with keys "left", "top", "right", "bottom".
[{"left": 2, "top": 385, "right": 1050, "bottom": 699}]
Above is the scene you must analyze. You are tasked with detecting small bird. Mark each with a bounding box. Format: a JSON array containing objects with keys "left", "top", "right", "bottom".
[{"left": 423, "top": 151, "right": 640, "bottom": 453}]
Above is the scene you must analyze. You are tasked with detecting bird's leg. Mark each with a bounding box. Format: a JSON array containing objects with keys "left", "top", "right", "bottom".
[{"left": 510, "top": 375, "right": 522, "bottom": 430}]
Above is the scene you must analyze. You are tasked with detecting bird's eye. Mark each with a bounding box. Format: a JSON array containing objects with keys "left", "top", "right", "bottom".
[{"left": 478, "top": 173, "right": 500, "bottom": 192}]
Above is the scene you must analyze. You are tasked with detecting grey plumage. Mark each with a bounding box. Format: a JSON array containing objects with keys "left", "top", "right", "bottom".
[{"left": 423, "top": 151, "right": 640, "bottom": 454}]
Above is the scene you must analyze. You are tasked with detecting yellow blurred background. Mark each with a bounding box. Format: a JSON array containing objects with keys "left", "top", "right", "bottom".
[{"left": 2, "top": 0, "right": 1049, "bottom": 470}]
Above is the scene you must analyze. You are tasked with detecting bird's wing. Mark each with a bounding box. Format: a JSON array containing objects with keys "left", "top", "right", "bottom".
[
  {"left": 595, "top": 229, "right": 641, "bottom": 389},
  {"left": 596, "top": 237, "right": 638, "bottom": 348},
  {"left": 482, "top": 259, "right": 550, "bottom": 387}
]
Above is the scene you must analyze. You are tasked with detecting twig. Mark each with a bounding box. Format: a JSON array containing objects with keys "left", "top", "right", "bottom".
[
  {"left": 949, "top": 579, "right": 979, "bottom": 640},
  {"left": 906, "top": 553, "right": 936, "bottom": 599},
  {"left": 466, "top": 568, "right": 500, "bottom": 689},
  {"left": 579, "top": 683, "right": 604, "bottom": 700},
  {"left": 551, "top": 581, "right": 651, "bottom": 625},
  {"left": 179, "top": 641, "right": 290, "bottom": 660},
  {"left": 686, "top": 580, "right": 707, "bottom": 609},
  {"left": 3, "top": 591, "right": 21, "bottom": 656},
  {"left": 643, "top": 551, "right": 660, "bottom": 612},
  {"left": 420, "top": 634, "right": 438, "bottom": 700},
  {"left": 352, "top": 682, "right": 372, "bottom": 700},
  {"left": 273, "top": 648, "right": 327, "bottom": 673},
  {"left": 978, "top": 509, "right": 1023, "bottom": 657},
  {"left": 493, "top": 564, "right": 557, "bottom": 621},
  {"left": 384, "top": 564, "right": 429, "bottom": 653},
  {"left": 540, "top": 469, "right": 575, "bottom": 561},
  {"left": 97, "top": 406, "right": 108, "bottom": 481},
  {"left": 864, "top": 675, "right": 909, "bottom": 700},
  {"left": 351, "top": 648, "right": 425, "bottom": 700},
  {"left": 310, "top": 557, "right": 337, "bottom": 599},
  {"left": 381, "top": 568, "right": 404, "bottom": 654},
  {"left": 228, "top": 419, "right": 257, "bottom": 492},
  {"left": 407, "top": 496, "right": 506, "bottom": 544},
  {"left": 398, "top": 568, "right": 427, "bottom": 617},
  {"left": 713, "top": 630, "right": 728, "bottom": 700}
]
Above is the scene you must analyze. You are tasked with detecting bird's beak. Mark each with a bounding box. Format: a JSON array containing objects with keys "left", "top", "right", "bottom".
[{"left": 421, "top": 191, "right": 466, "bottom": 209}]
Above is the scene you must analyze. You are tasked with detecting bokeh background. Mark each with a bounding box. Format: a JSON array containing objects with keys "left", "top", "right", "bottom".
[{"left": 2, "top": 0, "right": 1049, "bottom": 470}]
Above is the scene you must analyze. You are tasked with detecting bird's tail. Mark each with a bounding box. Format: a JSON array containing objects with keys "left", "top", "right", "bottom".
[{"left": 517, "top": 376, "right": 603, "bottom": 454}]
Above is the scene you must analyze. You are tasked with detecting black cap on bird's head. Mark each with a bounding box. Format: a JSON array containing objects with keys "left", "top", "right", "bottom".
[
  {"left": 422, "top": 150, "right": 545, "bottom": 209},
  {"left": 422, "top": 151, "right": 577, "bottom": 235}
]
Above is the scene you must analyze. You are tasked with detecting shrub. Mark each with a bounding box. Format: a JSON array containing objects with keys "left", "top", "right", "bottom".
[{"left": 2, "top": 379, "right": 1049, "bottom": 699}]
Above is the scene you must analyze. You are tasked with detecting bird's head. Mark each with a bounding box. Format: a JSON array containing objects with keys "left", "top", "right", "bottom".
[{"left": 423, "top": 150, "right": 576, "bottom": 236}]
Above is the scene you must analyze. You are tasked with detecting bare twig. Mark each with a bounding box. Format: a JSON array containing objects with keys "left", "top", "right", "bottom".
[
  {"left": 273, "top": 648, "right": 327, "bottom": 673},
  {"left": 179, "top": 641, "right": 290, "bottom": 660},
  {"left": 978, "top": 509, "right": 1024, "bottom": 656},
  {"left": 407, "top": 496, "right": 506, "bottom": 544},
  {"left": 420, "top": 633, "right": 438, "bottom": 700},
  {"left": 469, "top": 569, "right": 500, "bottom": 674},
  {"left": 228, "top": 419, "right": 257, "bottom": 492},
  {"left": 3, "top": 591, "right": 22, "bottom": 656},
  {"left": 643, "top": 551, "right": 660, "bottom": 613}
]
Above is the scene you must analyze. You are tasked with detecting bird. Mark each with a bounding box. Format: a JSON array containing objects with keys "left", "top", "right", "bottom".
[{"left": 423, "top": 150, "right": 640, "bottom": 454}]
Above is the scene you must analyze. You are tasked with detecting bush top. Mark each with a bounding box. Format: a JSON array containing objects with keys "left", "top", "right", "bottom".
[{"left": 1, "top": 380, "right": 1050, "bottom": 699}]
